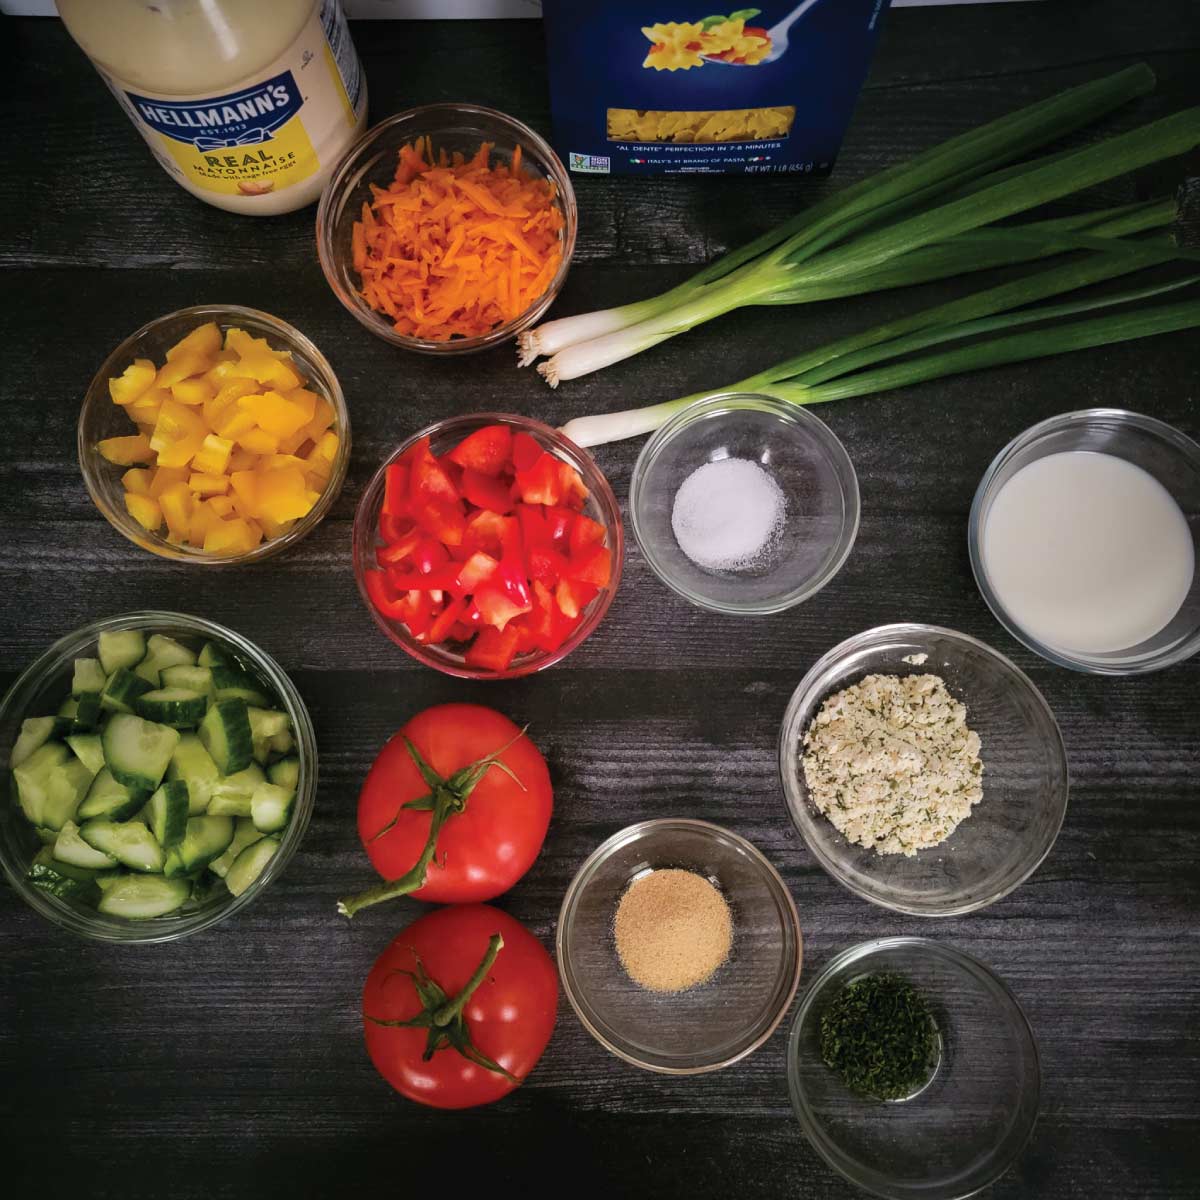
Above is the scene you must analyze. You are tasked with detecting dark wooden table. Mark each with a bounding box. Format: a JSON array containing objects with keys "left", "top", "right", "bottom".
[{"left": 1, "top": 4, "right": 1198, "bottom": 1197}]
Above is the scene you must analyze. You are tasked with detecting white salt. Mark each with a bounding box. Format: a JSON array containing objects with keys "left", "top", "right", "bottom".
[{"left": 671, "top": 456, "right": 786, "bottom": 572}]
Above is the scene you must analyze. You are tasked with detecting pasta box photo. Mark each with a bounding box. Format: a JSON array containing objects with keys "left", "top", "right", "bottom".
[{"left": 541, "top": 0, "right": 892, "bottom": 176}]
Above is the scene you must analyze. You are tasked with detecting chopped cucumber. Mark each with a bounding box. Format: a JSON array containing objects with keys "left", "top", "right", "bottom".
[
  {"left": 159, "top": 665, "right": 214, "bottom": 697},
  {"left": 268, "top": 728, "right": 294, "bottom": 758},
  {"left": 13, "top": 742, "right": 70, "bottom": 826},
  {"left": 100, "top": 667, "right": 153, "bottom": 714},
  {"left": 198, "top": 699, "right": 253, "bottom": 775},
  {"left": 206, "top": 794, "right": 252, "bottom": 817},
  {"left": 224, "top": 836, "right": 279, "bottom": 898},
  {"left": 166, "top": 733, "right": 221, "bottom": 814},
  {"left": 163, "top": 815, "right": 234, "bottom": 877},
  {"left": 267, "top": 757, "right": 300, "bottom": 791},
  {"left": 102, "top": 712, "right": 180, "bottom": 792},
  {"left": 209, "top": 818, "right": 265, "bottom": 879},
  {"left": 251, "top": 782, "right": 294, "bottom": 834},
  {"left": 65, "top": 733, "right": 106, "bottom": 776},
  {"left": 197, "top": 641, "right": 230, "bottom": 668},
  {"left": 148, "top": 780, "right": 189, "bottom": 850},
  {"left": 59, "top": 692, "right": 101, "bottom": 731},
  {"left": 72, "top": 658, "right": 107, "bottom": 696},
  {"left": 98, "top": 629, "right": 146, "bottom": 675},
  {"left": 79, "top": 820, "right": 165, "bottom": 873},
  {"left": 211, "top": 665, "right": 270, "bottom": 707},
  {"left": 98, "top": 874, "right": 189, "bottom": 919},
  {"left": 135, "top": 687, "right": 208, "bottom": 728},
  {"left": 35, "top": 825, "right": 59, "bottom": 845},
  {"left": 77, "top": 767, "right": 147, "bottom": 822},
  {"left": 249, "top": 708, "right": 291, "bottom": 763},
  {"left": 206, "top": 762, "right": 266, "bottom": 816},
  {"left": 42, "top": 757, "right": 94, "bottom": 830},
  {"left": 133, "top": 634, "right": 197, "bottom": 688},
  {"left": 28, "top": 854, "right": 101, "bottom": 905},
  {"left": 10, "top": 716, "right": 56, "bottom": 768},
  {"left": 53, "top": 819, "right": 119, "bottom": 870}
]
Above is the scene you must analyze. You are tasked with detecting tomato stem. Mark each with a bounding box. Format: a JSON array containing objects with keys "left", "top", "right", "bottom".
[
  {"left": 433, "top": 933, "right": 504, "bottom": 1027},
  {"left": 337, "top": 729, "right": 528, "bottom": 919}
]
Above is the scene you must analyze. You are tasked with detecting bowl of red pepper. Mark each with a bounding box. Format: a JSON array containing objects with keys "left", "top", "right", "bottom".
[{"left": 353, "top": 413, "right": 623, "bottom": 677}]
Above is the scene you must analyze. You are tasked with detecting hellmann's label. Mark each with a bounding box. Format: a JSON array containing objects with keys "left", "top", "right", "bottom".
[
  {"left": 124, "top": 73, "right": 316, "bottom": 197},
  {"left": 102, "top": 0, "right": 364, "bottom": 201}
]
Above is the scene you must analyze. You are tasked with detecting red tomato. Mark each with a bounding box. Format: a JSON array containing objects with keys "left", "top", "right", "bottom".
[
  {"left": 355, "top": 704, "right": 552, "bottom": 904},
  {"left": 362, "top": 904, "right": 557, "bottom": 1109}
]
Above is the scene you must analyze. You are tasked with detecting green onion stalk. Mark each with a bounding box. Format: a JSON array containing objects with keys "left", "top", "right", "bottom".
[
  {"left": 518, "top": 65, "right": 1200, "bottom": 388},
  {"left": 558, "top": 251, "right": 1200, "bottom": 448}
]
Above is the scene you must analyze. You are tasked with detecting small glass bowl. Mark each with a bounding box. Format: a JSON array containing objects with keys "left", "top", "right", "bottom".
[
  {"left": 780, "top": 624, "right": 1068, "bottom": 917},
  {"left": 0, "top": 612, "right": 317, "bottom": 943},
  {"left": 353, "top": 413, "right": 623, "bottom": 679},
  {"left": 789, "top": 938, "right": 1040, "bottom": 1200},
  {"left": 969, "top": 408, "right": 1200, "bottom": 674},
  {"left": 316, "top": 103, "right": 578, "bottom": 354},
  {"left": 78, "top": 305, "right": 351, "bottom": 565},
  {"left": 629, "top": 393, "right": 859, "bottom": 615},
  {"left": 556, "top": 818, "right": 802, "bottom": 1074}
]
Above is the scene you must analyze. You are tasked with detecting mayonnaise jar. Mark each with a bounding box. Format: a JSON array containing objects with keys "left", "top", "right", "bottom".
[{"left": 56, "top": 0, "right": 367, "bottom": 215}]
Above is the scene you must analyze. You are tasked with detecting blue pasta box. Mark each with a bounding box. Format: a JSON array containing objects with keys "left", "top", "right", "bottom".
[{"left": 541, "top": 0, "right": 892, "bottom": 176}]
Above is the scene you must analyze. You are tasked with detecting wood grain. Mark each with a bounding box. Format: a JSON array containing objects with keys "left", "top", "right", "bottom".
[{"left": 0, "top": 4, "right": 1198, "bottom": 1198}]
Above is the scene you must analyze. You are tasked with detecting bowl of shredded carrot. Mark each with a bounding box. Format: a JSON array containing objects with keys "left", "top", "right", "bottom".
[{"left": 317, "top": 103, "right": 577, "bottom": 354}]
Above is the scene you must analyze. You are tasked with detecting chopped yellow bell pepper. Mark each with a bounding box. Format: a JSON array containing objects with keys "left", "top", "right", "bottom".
[
  {"left": 189, "top": 501, "right": 222, "bottom": 546},
  {"left": 122, "top": 468, "right": 154, "bottom": 495},
  {"left": 108, "top": 359, "right": 157, "bottom": 406},
  {"left": 204, "top": 358, "right": 241, "bottom": 388},
  {"left": 159, "top": 482, "right": 195, "bottom": 539},
  {"left": 98, "top": 434, "right": 155, "bottom": 466},
  {"left": 207, "top": 495, "right": 236, "bottom": 518},
  {"left": 229, "top": 470, "right": 259, "bottom": 516},
  {"left": 235, "top": 427, "right": 280, "bottom": 456},
  {"left": 255, "top": 465, "right": 312, "bottom": 523},
  {"left": 166, "top": 321, "right": 222, "bottom": 361},
  {"left": 224, "top": 328, "right": 272, "bottom": 357},
  {"left": 227, "top": 447, "right": 259, "bottom": 472},
  {"left": 239, "top": 390, "right": 311, "bottom": 439},
  {"left": 188, "top": 472, "right": 230, "bottom": 496},
  {"left": 258, "top": 514, "right": 296, "bottom": 540},
  {"left": 149, "top": 466, "right": 189, "bottom": 497},
  {"left": 300, "top": 396, "right": 336, "bottom": 444},
  {"left": 191, "top": 433, "right": 234, "bottom": 475},
  {"left": 155, "top": 352, "right": 213, "bottom": 390},
  {"left": 124, "top": 492, "right": 162, "bottom": 532},
  {"left": 171, "top": 377, "right": 215, "bottom": 407},
  {"left": 215, "top": 408, "right": 259, "bottom": 441},
  {"left": 231, "top": 350, "right": 303, "bottom": 391},
  {"left": 151, "top": 399, "right": 207, "bottom": 468}
]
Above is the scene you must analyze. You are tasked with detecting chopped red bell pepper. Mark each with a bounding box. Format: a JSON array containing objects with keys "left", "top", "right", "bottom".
[
  {"left": 511, "top": 431, "right": 543, "bottom": 472},
  {"left": 427, "top": 596, "right": 467, "bottom": 644},
  {"left": 413, "top": 537, "right": 449, "bottom": 575},
  {"left": 517, "top": 503, "right": 549, "bottom": 549},
  {"left": 402, "top": 589, "right": 434, "bottom": 639},
  {"left": 565, "top": 544, "right": 612, "bottom": 588},
  {"left": 463, "top": 509, "right": 507, "bottom": 557},
  {"left": 446, "top": 424, "right": 513, "bottom": 477},
  {"left": 515, "top": 452, "right": 563, "bottom": 506},
  {"left": 413, "top": 498, "right": 466, "bottom": 546},
  {"left": 410, "top": 442, "right": 460, "bottom": 505},
  {"left": 460, "top": 468, "right": 514, "bottom": 514},
  {"left": 474, "top": 581, "right": 532, "bottom": 631},
  {"left": 365, "top": 569, "right": 409, "bottom": 620},
  {"left": 456, "top": 551, "right": 500, "bottom": 593},
  {"left": 544, "top": 506, "right": 576, "bottom": 547},
  {"left": 555, "top": 577, "right": 598, "bottom": 620},
  {"left": 376, "top": 527, "right": 422, "bottom": 568},
  {"left": 383, "top": 463, "right": 409, "bottom": 517},
  {"left": 464, "top": 624, "right": 521, "bottom": 672},
  {"left": 528, "top": 544, "right": 569, "bottom": 585},
  {"left": 386, "top": 565, "right": 461, "bottom": 593},
  {"left": 557, "top": 460, "right": 589, "bottom": 508},
  {"left": 379, "top": 512, "right": 414, "bottom": 545},
  {"left": 569, "top": 514, "right": 605, "bottom": 556}
]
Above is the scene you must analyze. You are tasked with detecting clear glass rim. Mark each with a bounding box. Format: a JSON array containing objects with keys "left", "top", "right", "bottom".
[
  {"left": 77, "top": 304, "right": 352, "bottom": 566},
  {"left": 351, "top": 412, "right": 624, "bottom": 679},
  {"left": 629, "top": 393, "right": 861, "bottom": 616},
  {"left": 0, "top": 611, "right": 317, "bottom": 943},
  {"left": 555, "top": 817, "right": 803, "bottom": 1075},
  {"left": 315, "top": 102, "right": 578, "bottom": 354},
  {"left": 968, "top": 407, "right": 1200, "bottom": 675},
  {"left": 778, "top": 623, "right": 1069, "bottom": 917},
  {"left": 787, "top": 936, "right": 1041, "bottom": 1200}
]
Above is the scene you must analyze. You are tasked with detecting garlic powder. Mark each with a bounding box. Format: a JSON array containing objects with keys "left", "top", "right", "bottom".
[{"left": 801, "top": 673, "right": 983, "bottom": 856}]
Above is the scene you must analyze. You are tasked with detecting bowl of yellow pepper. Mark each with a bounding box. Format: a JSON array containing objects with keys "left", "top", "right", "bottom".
[{"left": 78, "top": 305, "right": 350, "bottom": 564}]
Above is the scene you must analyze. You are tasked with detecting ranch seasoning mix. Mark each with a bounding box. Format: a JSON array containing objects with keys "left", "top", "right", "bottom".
[{"left": 541, "top": 0, "right": 892, "bottom": 177}]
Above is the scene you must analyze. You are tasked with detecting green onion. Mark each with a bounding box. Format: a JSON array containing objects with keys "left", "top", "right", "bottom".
[
  {"left": 558, "top": 258, "right": 1200, "bottom": 448},
  {"left": 518, "top": 64, "right": 1156, "bottom": 365}
]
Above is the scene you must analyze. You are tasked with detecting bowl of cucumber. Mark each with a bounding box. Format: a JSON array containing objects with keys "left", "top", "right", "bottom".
[{"left": 0, "top": 611, "right": 316, "bottom": 942}]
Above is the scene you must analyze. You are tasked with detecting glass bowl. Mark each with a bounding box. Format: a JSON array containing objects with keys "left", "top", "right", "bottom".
[
  {"left": 78, "top": 305, "right": 351, "bottom": 565},
  {"left": 629, "top": 393, "right": 859, "bottom": 615},
  {"left": 969, "top": 408, "right": 1200, "bottom": 674},
  {"left": 556, "top": 818, "right": 802, "bottom": 1074},
  {"left": 353, "top": 413, "right": 623, "bottom": 679},
  {"left": 0, "top": 612, "right": 317, "bottom": 943},
  {"left": 779, "top": 624, "right": 1068, "bottom": 917},
  {"left": 789, "top": 937, "right": 1040, "bottom": 1200},
  {"left": 316, "top": 103, "right": 578, "bottom": 354}
]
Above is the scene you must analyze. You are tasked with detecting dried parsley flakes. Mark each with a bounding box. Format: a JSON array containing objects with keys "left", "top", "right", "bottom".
[{"left": 819, "top": 972, "right": 938, "bottom": 1101}]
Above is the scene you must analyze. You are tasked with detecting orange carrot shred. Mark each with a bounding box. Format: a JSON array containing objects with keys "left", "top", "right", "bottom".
[{"left": 352, "top": 140, "right": 563, "bottom": 341}]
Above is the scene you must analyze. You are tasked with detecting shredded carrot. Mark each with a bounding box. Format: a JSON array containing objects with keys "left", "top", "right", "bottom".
[{"left": 352, "top": 138, "right": 565, "bottom": 341}]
